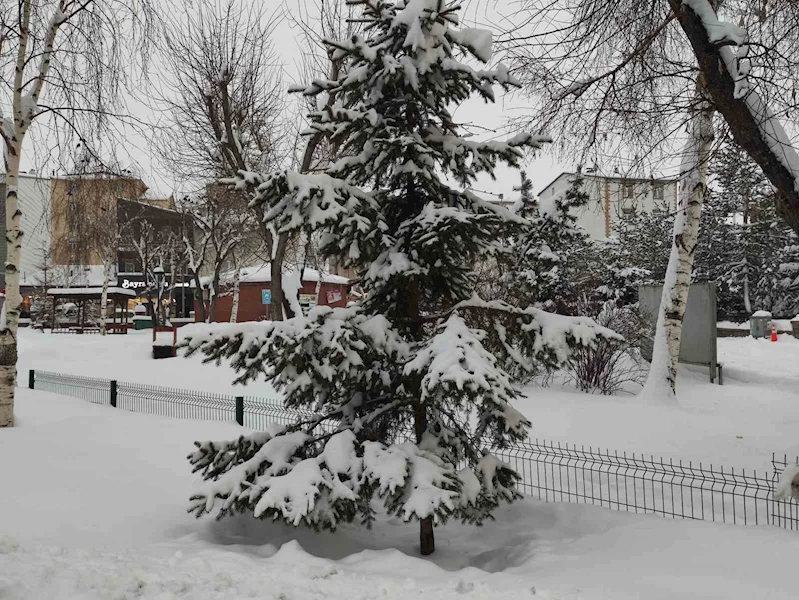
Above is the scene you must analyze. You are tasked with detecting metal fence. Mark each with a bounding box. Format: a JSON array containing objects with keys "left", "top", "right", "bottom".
[
  {"left": 32, "top": 370, "right": 111, "bottom": 406},
  {"left": 492, "top": 440, "right": 791, "bottom": 527},
  {"left": 28, "top": 368, "right": 799, "bottom": 532}
]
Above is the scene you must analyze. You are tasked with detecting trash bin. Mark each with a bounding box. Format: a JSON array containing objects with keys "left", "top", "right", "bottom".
[
  {"left": 133, "top": 316, "right": 153, "bottom": 330},
  {"left": 791, "top": 315, "right": 799, "bottom": 339},
  {"left": 132, "top": 304, "right": 153, "bottom": 330},
  {"left": 749, "top": 310, "right": 772, "bottom": 339}
]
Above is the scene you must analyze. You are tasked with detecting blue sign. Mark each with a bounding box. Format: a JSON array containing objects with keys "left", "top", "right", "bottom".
[{"left": 261, "top": 289, "right": 272, "bottom": 305}]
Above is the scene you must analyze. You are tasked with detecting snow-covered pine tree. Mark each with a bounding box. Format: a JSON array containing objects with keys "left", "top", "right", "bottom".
[
  {"left": 182, "top": 0, "right": 615, "bottom": 556},
  {"left": 506, "top": 173, "right": 590, "bottom": 314},
  {"left": 512, "top": 170, "right": 538, "bottom": 218},
  {"left": 590, "top": 236, "right": 650, "bottom": 309},
  {"left": 699, "top": 139, "right": 799, "bottom": 318}
]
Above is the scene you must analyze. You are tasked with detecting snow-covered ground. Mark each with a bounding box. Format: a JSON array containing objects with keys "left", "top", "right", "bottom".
[
  {"left": 520, "top": 334, "right": 799, "bottom": 469},
  {"left": 18, "top": 327, "right": 279, "bottom": 398},
  {"left": 6, "top": 329, "right": 799, "bottom": 598},
  {"left": 3, "top": 389, "right": 799, "bottom": 600},
  {"left": 18, "top": 327, "right": 799, "bottom": 468}
]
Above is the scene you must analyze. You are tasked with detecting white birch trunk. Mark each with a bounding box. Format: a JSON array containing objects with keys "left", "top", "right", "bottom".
[
  {"left": 642, "top": 101, "right": 714, "bottom": 402},
  {"left": 0, "top": 153, "right": 22, "bottom": 427},
  {"left": 0, "top": 0, "right": 68, "bottom": 427},
  {"left": 230, "top": 268, "right": 240, "bottom": 323},
  {"left": 99, "top": 257, "right": 112, "bottom": 335}
]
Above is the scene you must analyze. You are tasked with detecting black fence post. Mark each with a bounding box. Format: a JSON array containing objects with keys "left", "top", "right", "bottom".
[
  {"left": 235, "top": 396, "right": 244, "bottom": 426},
  {"left": 28, "top": 369, "right": 34, "bottom": 389},
  {"left": 110, "top": 380, "right": 117, "bottom": 408}
]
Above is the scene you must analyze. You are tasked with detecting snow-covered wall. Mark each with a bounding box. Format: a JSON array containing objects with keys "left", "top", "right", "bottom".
[
  {"left": 0, "top": 173, "right": 52, "bottom": 289},
  {"left": 538, "top": 173, "right": 679, "bottom": 240}
]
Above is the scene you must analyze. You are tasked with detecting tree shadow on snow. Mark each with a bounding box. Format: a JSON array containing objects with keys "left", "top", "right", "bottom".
[{"left": 192, "top": 499, "right": 612, "bottom": 573}]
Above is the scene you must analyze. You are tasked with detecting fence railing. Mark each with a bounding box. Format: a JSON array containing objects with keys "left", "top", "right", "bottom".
[{"left": 28, "top": 368, "right": 799, "bottom": 532}]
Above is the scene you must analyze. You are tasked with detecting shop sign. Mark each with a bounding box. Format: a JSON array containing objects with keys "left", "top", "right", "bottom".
[{"left": 118, "top": 275, "right": 150, "bottom": 290}]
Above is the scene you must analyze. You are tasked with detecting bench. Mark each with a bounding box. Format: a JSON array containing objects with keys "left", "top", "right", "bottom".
[{"left": 69, "top": 326, "right": 101, "bottom": 335}]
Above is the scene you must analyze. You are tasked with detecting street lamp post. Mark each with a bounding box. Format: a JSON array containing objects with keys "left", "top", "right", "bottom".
[{"left": 153, "top": 266, "right": 165, "bottom": 327}]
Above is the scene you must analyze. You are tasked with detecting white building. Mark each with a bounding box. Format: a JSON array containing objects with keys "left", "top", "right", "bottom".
[
  {"left": 0, "top": 172, "right": 53, "bottom": 290},
  {"left": 537, "top": 172, "right": 680, "bottom": 240}
]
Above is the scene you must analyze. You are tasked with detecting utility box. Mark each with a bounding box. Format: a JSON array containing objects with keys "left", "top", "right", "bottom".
[
  {"left": 749, "top": 310, "right": 772, "bottom": 339},
  {"left": 639, "top": 281, "right": 720, "bottom": 383}
]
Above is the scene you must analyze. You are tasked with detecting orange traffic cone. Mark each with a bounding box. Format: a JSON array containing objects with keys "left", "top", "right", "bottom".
[{"left": 771, "top": 322, "right": 778, "bottom": 342}]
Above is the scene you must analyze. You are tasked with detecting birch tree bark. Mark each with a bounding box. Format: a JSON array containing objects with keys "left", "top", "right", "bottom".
[
  {"left": 0, "top": 0, "right": 69, "bottom": 427},
  {"left": 99, "top": 256, "right": 113, "bottom": 335},
  {"left": 642, "top": 99, "right": 714, "bottom": 402},
  {"left": 230, "top": 266, "right": 240, "bottom": 324}
]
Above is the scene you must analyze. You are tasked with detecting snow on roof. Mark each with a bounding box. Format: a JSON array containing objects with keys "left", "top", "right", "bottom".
[
  {"left": 47, "top": 287, "right": 136, "bottom": 297},
  {"left": 241, "top": 265, "right": 349, "bottom": 285},
  {"left": 22, "top": 265, "right": 109, "bottom": 288},
  {"left": 537, "top": 171, "right": 679, "bottom": 196},
  {"left": 751, "top": 310, "right": 772, "bottom": 318},
  {"left": 201, "top": 265, "right": 350, "bottom": 287}
]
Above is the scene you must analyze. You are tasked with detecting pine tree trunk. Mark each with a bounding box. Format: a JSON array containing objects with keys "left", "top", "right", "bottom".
[
  {"left": 406, "top": 278, "right": 434, "bottom": 555},
  {"left": 414, "top": 397, "right": 435, "bottom": 555},
  {"left": 642, "top": 101, "right": 714, "bottom": 402},
  {"left": 230, "top": 268, "right": 240, "bottom": 323}
]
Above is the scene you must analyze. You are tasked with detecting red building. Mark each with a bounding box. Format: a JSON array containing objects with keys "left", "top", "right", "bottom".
[{"left": 197, "top": 266, "right": 350, "bottom": 322}]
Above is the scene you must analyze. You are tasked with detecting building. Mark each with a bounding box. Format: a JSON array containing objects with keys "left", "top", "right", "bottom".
[
  {"left": 537, "top": 172, "right": 680, "bottom": 240},
  {"left": 0, "top": 170, "right": 193, "bottom": 320},
  {"left": 113, "top": 197, "right": 194, "bottom": 318},
  {"left": 0, "top": 172, "right": 54, "bottom": 292},
  {"left": 200, "top": 265, "right": 350, "bottom": 322}
]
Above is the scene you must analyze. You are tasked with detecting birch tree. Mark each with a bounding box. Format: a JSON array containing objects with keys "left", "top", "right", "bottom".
[
  {"left": 507, "top": 0, "right": 799, "bottom": 398},
  {"left": 642, "top": 101, "right": 714, "bottom": 400},
  {"left": 0, "top": 0, "right": 152, "bottom": 426}
]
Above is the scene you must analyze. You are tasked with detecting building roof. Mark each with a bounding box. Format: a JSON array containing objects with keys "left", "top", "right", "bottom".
[
  {"left": 241, "top": 265, "right": 350, "bottom": 285},
  {"left": 47, "top": 287, "right": 136, "bottom": 298},
  {"left": 0, "top": 171, "right": 51, "bottom": 183},
  {"left": 21, "top": 265, "right": 110, "bottom": 289},
  {"left": 537, "top": 171, "right": 680, "bottom": 196},
  {"left": 200, "top": 265, "right": 351, "bottom": 287},
  {"left": 117, "top": 197, "right": 182, "bottom": 215}
]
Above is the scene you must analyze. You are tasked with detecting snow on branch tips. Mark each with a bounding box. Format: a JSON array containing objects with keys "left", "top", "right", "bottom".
[{"left": 182, "top": 0, "right": 610, "bottom": 555}]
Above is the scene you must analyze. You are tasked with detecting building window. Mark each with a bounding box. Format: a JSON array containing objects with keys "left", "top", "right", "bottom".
[
  {"left": 623, "top": 183, "right": 634, "bottom": 199},
  {"left": 653, "top": 182, "right": 665, "bottom": 200},
  {"left": 67, "top": 200, "right": 82, "bottom": 242}
]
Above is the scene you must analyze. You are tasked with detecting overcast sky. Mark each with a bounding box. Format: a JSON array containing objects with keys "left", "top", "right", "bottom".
[{"left": 23, "top": 0, "right": 572, "bottom": 200}]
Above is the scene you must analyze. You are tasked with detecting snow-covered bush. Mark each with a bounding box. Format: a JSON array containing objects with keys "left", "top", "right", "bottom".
[
  {"left": 182, "top": 0, "right": 617, "bottom": 555},
  {"left": 567, "top": 301, "right": 649, "bottom": 395}
]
